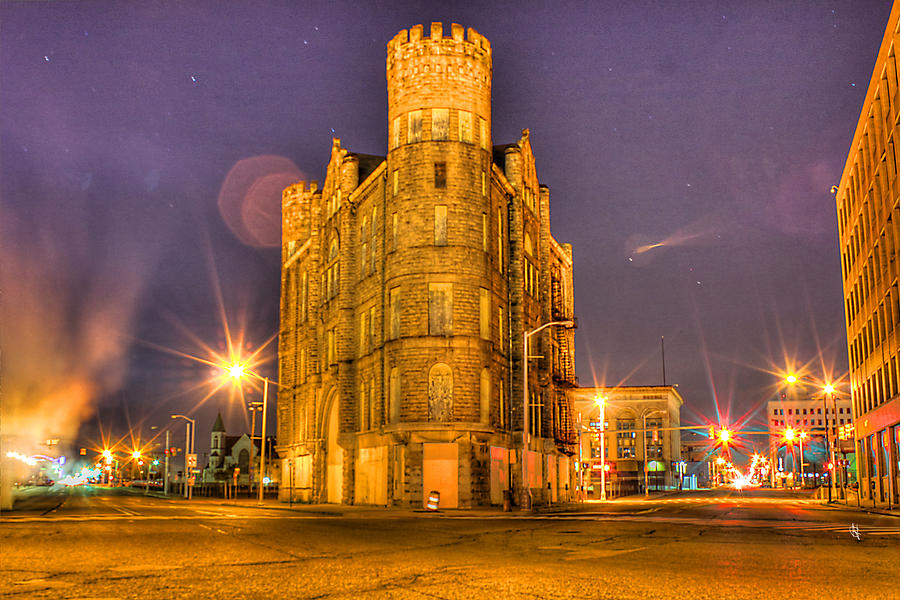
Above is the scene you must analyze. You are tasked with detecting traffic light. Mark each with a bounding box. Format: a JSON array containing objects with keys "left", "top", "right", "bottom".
[
  {"left": 79, "top": 448, "right": 87, "bottom": 456},
  {"left": 652, "top": 429, "right": 659, "bottom": 443},
  {"left": 827, "top": 462, "right": 834, "bottom": 471}
]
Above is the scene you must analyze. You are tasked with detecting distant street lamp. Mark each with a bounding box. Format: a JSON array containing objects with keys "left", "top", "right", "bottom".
[
  {"left": 228, "top": 364, "right": 275, "bottom": 505},
  {"left": 522, "top": 320, "right": 574, "bottom": 509},
  {"left": 596, "top": 395, "right": 607, "bottom": 501},
  {"left": 171, "top": 414, "right": 195, "bottom": 499}
]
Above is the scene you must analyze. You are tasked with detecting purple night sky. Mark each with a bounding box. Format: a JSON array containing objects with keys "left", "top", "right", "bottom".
[{"left": 0, "top": 1, "right": 892, "bottom": 456}]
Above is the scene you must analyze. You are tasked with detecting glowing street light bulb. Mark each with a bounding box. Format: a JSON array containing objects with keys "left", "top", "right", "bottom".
[
  {"left": 823, "top": 383, "right": 834, "bottom": 394},
  {"left": 131, "top": 450, "right": 141, "bottom": 460},
  {"left": 785, "top": 374, "right": 797, "bottom": 384},
  {"left": 718, "top": 429, "right": 731, "bottom": 443},
  {"left": 228, "top": 363, "right": 246, "bottom": 379},
  {"left": 102, "top": 449, "right": 112, "bottom": 461},
  {"left": 784, "top": 427, "right": 795, "bottom": 441},
  {"left": 799, "top": 431, "right": 807, "bottom": 440},
  {"left": 595, "top": 395, "right": 606, "bottom": 407}
]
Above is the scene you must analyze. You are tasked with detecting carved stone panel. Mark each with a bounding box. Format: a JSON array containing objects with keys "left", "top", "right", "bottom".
[{"left": 428, "top": 363, "right": 453, "bottom": 421}]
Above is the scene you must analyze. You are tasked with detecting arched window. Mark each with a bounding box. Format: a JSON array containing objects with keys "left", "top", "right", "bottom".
[{"left": 238, "top": 448, "right": 250, "bottom": 473}]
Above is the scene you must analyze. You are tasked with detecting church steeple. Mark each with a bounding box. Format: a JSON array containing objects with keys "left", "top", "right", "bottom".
[{"left": 212, "top": 412, "right": 226, "bottom": 433}]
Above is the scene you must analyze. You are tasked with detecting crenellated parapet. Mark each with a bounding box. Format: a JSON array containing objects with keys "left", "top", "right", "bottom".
[{"left": 386, "top": 22, "right": 492, "bottom": 148}]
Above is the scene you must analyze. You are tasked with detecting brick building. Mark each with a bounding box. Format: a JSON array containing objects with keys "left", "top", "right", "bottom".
[
  {"left": 834, "top": 3, "right": 900, "bottom": 507},
  {"left": 276, "top": 23, "right": 576, "bottom": 508}
]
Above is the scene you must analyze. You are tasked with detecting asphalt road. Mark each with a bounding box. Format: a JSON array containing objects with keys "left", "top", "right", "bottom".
[{"left": 1, "top": 486, "right": 898, "bottom": 600}]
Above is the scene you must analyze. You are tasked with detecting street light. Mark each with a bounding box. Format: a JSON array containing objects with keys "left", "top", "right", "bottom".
[
  {"left": 642, "top": 409, "right": 665, "bottom": 496},
  {"left": 522, "top": 320, "right": 574, "bottom": 509},
  {"left": 785, "top": 374, "right": 841, "bottom": 500},
  {"left": 595, "top": 395, "right": 607, "bottom": 501},
  {"left": 228, "top": 363, "right": 275, "bottom": 505},
  {"left": 171, "top": 414, "right": 195, "bottom": 499}
]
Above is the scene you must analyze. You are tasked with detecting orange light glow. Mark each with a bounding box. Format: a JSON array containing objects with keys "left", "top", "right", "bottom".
[{"left": 228, "top": 363, "right": 246, "bottom": 379}]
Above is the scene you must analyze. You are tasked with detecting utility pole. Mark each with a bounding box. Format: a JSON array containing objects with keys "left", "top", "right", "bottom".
[{"left": 164, "top": 430, "right": 170, "bottom": 496}]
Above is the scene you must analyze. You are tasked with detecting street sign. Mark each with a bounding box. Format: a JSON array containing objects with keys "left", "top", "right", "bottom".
[{"left": 186, "top": 453, "right": 197, "bottom": 469}]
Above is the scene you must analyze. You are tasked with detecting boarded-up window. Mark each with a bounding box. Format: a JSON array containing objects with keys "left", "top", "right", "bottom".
[
  {"left": 434, "top": 162, "right": 446, "bottom": 189},
  {"left": 391, "top": 117, "right": 401, "bottom": 149},
  {"left": 434, "top": 205, "right": 447, "bottom": 246},
  {"left": 458, "top": 110, "right": 473, "bottom": 143},
  {"left": 408, "top": 110, "right": 422, "bottom": 143},
  {"left": 480, "top": 288, "right": 490, "bottom": 340},
  {"left": 392, "top": 213, "right": 398, "bottom": 251},
  {"left": 389, "top": 367, "right": 400, "bottom": 423},
  {"left": 480, "top": 368, "right": 491, "bottom": 424},
  {"left": 389, "top": 287, "right": 400, "bottom": 339},
  {"left": 429, "top": 283, "right": 452, "bottom": 336},
  {"left": 432, "top": 108, "right": 449, "bottom": 140},
  {"left": 497, "top": 209, "right": 503, "bottom": 273},
  {"left": 369, "top": 306, "right": 376, "bottom": 351}
]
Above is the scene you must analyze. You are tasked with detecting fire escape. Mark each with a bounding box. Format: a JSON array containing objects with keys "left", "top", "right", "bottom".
[{"left": 550, "top": 271, "right": 577, "bottom": 454}]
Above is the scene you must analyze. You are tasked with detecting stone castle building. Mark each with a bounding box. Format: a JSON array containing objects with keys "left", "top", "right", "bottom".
[{"left": 276, "top": 23, "right": 576, "bottom": 508}]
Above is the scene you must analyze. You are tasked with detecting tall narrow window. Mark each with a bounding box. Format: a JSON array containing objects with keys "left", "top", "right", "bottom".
[
  {"left": 432, "top": 108, "right": 449, "bottom": 141},
  {"left": 434, "top": 205, "right": 447, "bottom": 246},
  {"left": 389, "top": 287, "right": 401, "bottom": 340},
  {"left": 369, "top": 376, "right": 376, "bottom": 428},
  {"left": 481, "top": 171, "right": 486, "bottom": 196},
  {"left": 434, "top": 162, "right": 446, "bottom": 189},
  {"left": 359, "top": 381, "right": 368, "bottom": 431},
  {"left": 368, "top": 306, "right": 376, "bottom": 352},
  {"left": 392, "top": 170, "right": 399, "bottom": 196},
  {"left": 359, "top": 311, "right": 368, "bottom": 356},
  {"left": 499, "top": 380, "right": 506, "bottom": 428},
  {"left": 480, "top": 288, "right": 490, "bottom": 340},
  {"left": 482, "top": 213, "right": 488, "bottom": 252},
  {"left": 479, "top": 117, "right": 489, "bottom": 150},
  {"left": 497, "top": 306, "right": 504, "bottom": 346},
  {"left": 360, "top": 216, "right": 368, "bottom": 277},
  {"left": 326, "top": 329, "right": 335, "bottom": 366},
  {"left": 428, "top": 283, "right": 452, "bottom": 336},
  {"left": 300, "top": 271, "right": 308, "bottom": 322},
  {"left": 392, "top": 212, "right": 398, "bottom": 251},
  {"left": 389, "top": 368, "right": 400, "bottom": 423},
  {"left": 497, "top": 209, "right": 503, "bottom": 272},
  {"left": 458, "top": 110, "right": 473, "bottom": 143},
  {"left": 480, "top": 368, "right": 491, "bottom": 424},
  {"left": 408, "top": 110, "right": 422, "bottom": 143},
  {"left": 391, "top": 117, "right": 401, "bottom": 150}
]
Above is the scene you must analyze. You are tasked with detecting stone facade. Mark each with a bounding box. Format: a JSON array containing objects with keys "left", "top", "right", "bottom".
[
  {"left": 570, "top": 386, "right": 683, "bottom": 497},
  {"left": 276, "top": 23, "right": 576, "bottom": 508}
]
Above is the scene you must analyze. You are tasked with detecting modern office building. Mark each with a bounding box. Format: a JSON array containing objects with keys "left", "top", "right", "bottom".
[
  {"left": 276, "top": 23, "right": 577, "bottom": 508},
  {"left": 766, "top": 394, "right": 853, "bottom": 486},
  {"left": 834, "top": 3, "right": 900, "bottom": 506},
  {"left": 570, "top": 386, "right": 683, "bottom": 497}
]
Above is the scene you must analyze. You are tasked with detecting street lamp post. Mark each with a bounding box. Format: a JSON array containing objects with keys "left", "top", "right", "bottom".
[
  {"left": 522, "top": 320, "right": 574, "bottom": 510},
  {"left": 597, "top": 396, "right": 607, "bottom": 501},
  {"left": 823, "top": 384, "right": 837, "bottom": 502},
  {"left": 171, "top": 414, "right": 195, "bottom": 499},
  {"left": 228, "top": 364, "right": 274, "bottom": 505},
  {"left": 799, "top": 431, "right": 807, "bottom": 488}
]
